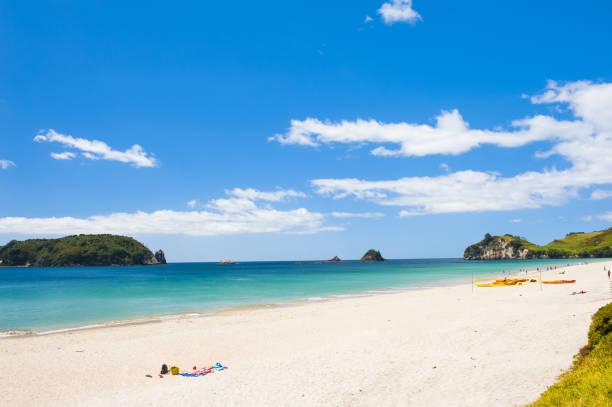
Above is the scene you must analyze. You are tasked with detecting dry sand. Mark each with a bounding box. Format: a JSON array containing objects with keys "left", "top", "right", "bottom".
[{"left": 2, "top": 261, "right": 611, "bottom": 407}]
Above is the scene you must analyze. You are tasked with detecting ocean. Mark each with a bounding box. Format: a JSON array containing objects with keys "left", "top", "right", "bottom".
[{"left": 0, "top": 258, "right": 593, "bottom": 333}]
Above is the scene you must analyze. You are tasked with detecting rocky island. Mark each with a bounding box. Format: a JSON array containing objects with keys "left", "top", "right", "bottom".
[
  {"left": 154, "top": 249, "right": 166, "bottom": 264},
  {"left": 360, "top": 249, "right": 385, "bottom": 262},
  {"left": 0, "top": 234, "right": 167, "bottom": 267},
  {"left": 464, "top": 228, "right": 612, "bottom": 260},
  {"left": 327, "top": 256, "right": 344, "bottom": 263}
]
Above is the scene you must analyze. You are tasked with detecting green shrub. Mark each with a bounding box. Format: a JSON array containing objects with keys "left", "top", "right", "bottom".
[{"left": 529, "top": 302, "right": 612, "bottom": 407}]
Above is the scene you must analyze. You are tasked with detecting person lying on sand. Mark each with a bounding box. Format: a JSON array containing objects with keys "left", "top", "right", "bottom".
[{"left": 570, "top": 290, "right": 587, "bottom": 295}]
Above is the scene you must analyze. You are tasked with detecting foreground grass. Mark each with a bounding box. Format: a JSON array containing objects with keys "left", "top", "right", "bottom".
[{"left": 528, "top": 302, "right": 612, "bottom": 406}]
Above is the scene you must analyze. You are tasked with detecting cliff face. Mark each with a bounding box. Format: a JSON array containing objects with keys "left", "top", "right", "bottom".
[
  {"left": 463, "top": 234, "right": 530, "bottom": 260},
  {"left": 464, "top": 228, "right": 612, "bottom": 260}
]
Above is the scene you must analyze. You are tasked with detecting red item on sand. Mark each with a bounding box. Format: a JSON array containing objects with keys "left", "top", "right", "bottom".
[{"left": 193, "top": 366, "right": 197, "bottom": 370}]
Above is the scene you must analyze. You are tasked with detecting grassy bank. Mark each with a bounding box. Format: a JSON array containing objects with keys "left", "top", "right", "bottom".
[
  {"left": 465, "top": 228, "right": 612, "bottom": 259},
  {"left": 528, "top": 301, "right": 612, "bottom": 406}
]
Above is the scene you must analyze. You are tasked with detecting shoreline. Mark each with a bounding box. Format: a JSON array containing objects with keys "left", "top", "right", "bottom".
[
  {"left": 1, "top": 259, "right": 603, "bottom": 338},
  {"left": 0, "top": 282, "right": 463, "bottom": 338}
]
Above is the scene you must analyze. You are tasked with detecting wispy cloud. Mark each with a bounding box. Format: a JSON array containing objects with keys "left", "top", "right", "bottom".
[
  {"left": 364, "top": 15, "right": 374, "bottom": 23},
  {"left": 50, "top": 152, "right": 76, "bottom": 161},
  {"left": 440, "top": 163, "right": 450, "bottom": 172},
  {"left": 0, "top": 160, "right": 15, "bottom": 170},
  {"left": 378, "top": 0, "right": 422, "bottom": 25},
  {"left": 510, "top": 219, "right": 522, "bottom": 223},
  {"left": 272, "top": 111, "right": 589, "bottom": 157},
  {"left": 330, "top": 212, "right": 385, "bottom": 218},
  {"left": 598, "top": 212, "right": 612, "bottom": 222},
  {"left": 186, "top": 200, "right": 197, "bottom": 209},
  {"left": 301, "top": 81, "right": 612, "bottom": 215},
  {"left": 226, "top": 187, "right": 306, "bottom": 202},
  {"left": 590, "top": 189, "right": 612, "bottom": 200},
  {"left": 34, "top": 129, "right": 157, "bottom": 168},
  {"left": 0, "top": 189, "right": 341, "bottom": 236}
]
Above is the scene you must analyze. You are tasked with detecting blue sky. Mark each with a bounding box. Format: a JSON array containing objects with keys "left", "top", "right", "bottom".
[{"left": 1, "top": 0, "right": 612, "bottom": 261}]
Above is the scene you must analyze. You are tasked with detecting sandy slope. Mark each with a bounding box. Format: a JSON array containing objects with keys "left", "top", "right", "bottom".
[{"left": 2, "top": 261, "right": 611, "bottom": 407}]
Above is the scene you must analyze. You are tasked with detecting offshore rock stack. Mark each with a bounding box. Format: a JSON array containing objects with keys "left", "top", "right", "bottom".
[
  {"left": 154, "top": 250, "right": 167, "bottom": 265},
  {"left": 360, "top": 249, "right": 385, "bottom": 262}
]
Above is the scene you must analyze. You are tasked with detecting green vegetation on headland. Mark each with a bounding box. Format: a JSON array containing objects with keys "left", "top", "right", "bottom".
[
  {"left": 464, "top": 228, "right": 612, "bottom": 260},
  {"left": 360, "top": 249, "right": 385, "bottom": 262},
  {"left": 528, "top": 302, "right": 612, "bottom": 407},
  {"left": 0, "top": 234, "right": 166, "bottom": 267}
]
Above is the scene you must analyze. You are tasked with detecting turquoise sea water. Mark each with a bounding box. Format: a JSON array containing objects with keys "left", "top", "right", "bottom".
[{"left": 0, "top": 258, "right": 594, "bottom": 332}]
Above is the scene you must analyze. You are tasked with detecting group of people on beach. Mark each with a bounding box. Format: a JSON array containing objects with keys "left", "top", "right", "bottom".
[
  {"left": 508, "top": 262, "right": 609, "bottom": 280},
  {"left": 516, "top": 264, "right": 570, "bottom": 274}
]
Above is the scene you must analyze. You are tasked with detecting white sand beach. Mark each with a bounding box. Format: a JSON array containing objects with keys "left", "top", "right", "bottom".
[{"left": 2, "top": 261, "right": 611, "bottom": 407}]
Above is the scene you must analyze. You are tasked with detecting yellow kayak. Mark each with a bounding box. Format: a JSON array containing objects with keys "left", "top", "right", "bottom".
[
  {"left": 477, "top": 282, "right": 516, "bottom": 287},
  {"left": 477, "top": 278, "right": 530, "bottom": 287}
]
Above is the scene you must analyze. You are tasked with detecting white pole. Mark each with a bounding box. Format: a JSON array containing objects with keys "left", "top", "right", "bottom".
[
  {"left": 472, "top": 271, "right": 474, "bottom": 293},
  {"left": 540, "top": 270, "right": 542, "bottom": 291}
]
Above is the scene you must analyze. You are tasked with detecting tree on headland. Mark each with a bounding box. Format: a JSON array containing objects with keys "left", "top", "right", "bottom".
[{"left": 0, "top": 234, "right": 165, "bottom": 267}]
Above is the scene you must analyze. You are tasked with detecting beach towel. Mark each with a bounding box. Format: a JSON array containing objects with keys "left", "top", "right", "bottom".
[{"left": 179, "top": 363, "right": 228, "bottom": 377}]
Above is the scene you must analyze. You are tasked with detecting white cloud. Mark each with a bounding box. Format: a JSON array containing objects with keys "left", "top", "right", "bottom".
[
  {"left": 187, "top": 200, "right": 197, "bottom": 208},
  {"left": 330, "top": 212, "right": 385, "bottom": 218},
  {"left": 580, "top": 215, "right": 593, "bottom": 222},
  {"left": 34, "top": 129, "right": 157, "bottom": 168},
  {"left": 510, "top": 219, "right": 522, "bottom": 223},
  {"left": 305, "top": 81, "right": 612, "bottom": 215},
  {"left": 597, "top": 212, "right": 612, "bottom": 222},
  {"left": 590, "top": 189, "right": 612, "bottom": 200},
  {"left": 378, "top": 0, "right": 422, "bottom": 25},
  {"left": 531, "top": 80, "right": 612, "bottom": 132},
  {"left": 364, "top": 15, "right": 374, "bottom": 23},
  {"left": 271, "top": 111, "right": 591, "bottom": 158},
  {"left": 0, "top": 160, "right": 15, "bottom": 170},
  {"left": 440, "top": 163, "right": 450, "bottom": 172},
  {"left": 50, "top": 152, "right": 76, "bottom": 160},
  {"left": 0, "top": 189, "right": 341, "bottom": 236},
  {"left": 314, "top": 168, "right": 583, "bottom": 215},
  {"left": 226, "top": 187, "right": 306, "bottom": 202}
]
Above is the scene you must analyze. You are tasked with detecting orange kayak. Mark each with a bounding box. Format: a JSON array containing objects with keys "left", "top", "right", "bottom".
[
  {"left": 477, "top": 277, "right": 538, "bottom": 287},
  {"left": 542, "top": 280, "right": 576, "bottom": 284}
]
